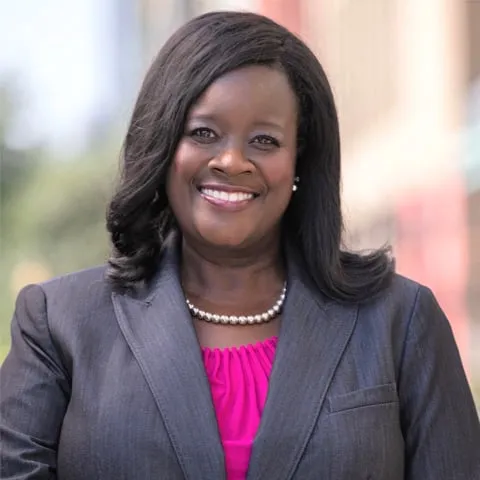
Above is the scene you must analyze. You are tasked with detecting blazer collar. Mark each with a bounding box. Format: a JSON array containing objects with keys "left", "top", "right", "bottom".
[
  {"left": 112, "top": 233, "right": 226, "bottom": 480},
  {"left": 246, "top": 244, "right": 358, "bottom": 480},
  {"left": 112, "top": 233, "right": 358, "bottom": 480}
]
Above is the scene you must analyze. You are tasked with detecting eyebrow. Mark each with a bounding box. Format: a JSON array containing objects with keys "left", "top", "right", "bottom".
[{"left": 187, "top": 114, "right": 285, "bottom": 131}]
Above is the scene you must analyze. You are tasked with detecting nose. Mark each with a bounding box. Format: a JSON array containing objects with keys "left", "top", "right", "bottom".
[{"left": 209, "top": 145, "right": 254, "bottom": 177}]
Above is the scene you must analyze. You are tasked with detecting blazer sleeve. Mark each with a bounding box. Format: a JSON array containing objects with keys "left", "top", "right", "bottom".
[
  {"left": 399, "top": 285, "right": 480, "bottom": 479},
  {"left": 0, "top": 284, "right": 71, "bottom": 479}
]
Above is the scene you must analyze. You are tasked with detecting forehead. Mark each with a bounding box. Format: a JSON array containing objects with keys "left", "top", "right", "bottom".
[{"left": 189, "top": 65, "right": 298, "bottom": 125}]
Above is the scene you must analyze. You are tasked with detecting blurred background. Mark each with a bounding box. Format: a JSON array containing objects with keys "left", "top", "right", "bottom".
[{"left": 0, "top": 0, "right": 478, "bottom": 406}]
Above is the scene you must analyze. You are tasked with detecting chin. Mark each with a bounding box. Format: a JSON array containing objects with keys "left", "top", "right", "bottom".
[
  {"left": 196, "top": 225, "right": 256, "bottom": 250},
  {"left": 203, "top": 233, "right": 252, "bottom": 250}
]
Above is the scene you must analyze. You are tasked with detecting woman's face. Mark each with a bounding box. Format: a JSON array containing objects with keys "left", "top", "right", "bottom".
[{"left": 167, "top": 65, "right": 298, "bottom": 250}]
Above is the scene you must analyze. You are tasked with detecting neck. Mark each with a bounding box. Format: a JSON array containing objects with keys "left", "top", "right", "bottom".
[{"left": 180, "top": 233, "right": 285, "bottom": 298}]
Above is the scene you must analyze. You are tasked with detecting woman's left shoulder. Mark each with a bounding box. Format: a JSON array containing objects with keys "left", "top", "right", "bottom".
[
  {"left": 364, "top": 272, "right": 435, "bottom": 311},
  {"left": 356, "top": 273, "right": 445, "bottom": 335}
]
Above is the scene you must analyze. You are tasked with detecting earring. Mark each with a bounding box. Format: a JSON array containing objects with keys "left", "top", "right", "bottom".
[{"left": 292, "top": 177, "right": 299, "bottom": 192}]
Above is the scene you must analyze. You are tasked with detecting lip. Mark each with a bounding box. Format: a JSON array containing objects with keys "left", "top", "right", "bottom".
[{"left": 196, "top": 184, "right": 259, "bottom": 211}]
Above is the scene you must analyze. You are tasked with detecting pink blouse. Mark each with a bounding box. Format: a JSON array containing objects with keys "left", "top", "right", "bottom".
[{"left": 202, "top": 336, "right": 278, "bottom": 480}]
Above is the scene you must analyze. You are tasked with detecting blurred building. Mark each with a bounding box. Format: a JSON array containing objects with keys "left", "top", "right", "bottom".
[
  {"left": 131, "top": 0, "right": 479, "bottom": 379},
  {"left": 135, "top": 0, "right": 257, "bottom": 70},
  {"left": 251, "top": 0, "right": 479, "bottom": 385},
  {"left": 263, "top": 0, "right": 480, "bottom": 375},
  {"left": 86, "top": 0, "right": 145, "bottom": 144},
  {"left": 110, "top": 0, "right": 143, "bottom": 121},
  {"left": 195, "top": 0, "right": 256, "bottom": 13},
  {"left": 135, "top": 0, "right": 194, "bottom": 70}
]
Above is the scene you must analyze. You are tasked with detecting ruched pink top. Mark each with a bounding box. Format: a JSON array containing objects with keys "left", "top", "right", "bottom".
[{"left": 202, "top": 336, "right": 278, "bottom": 480}]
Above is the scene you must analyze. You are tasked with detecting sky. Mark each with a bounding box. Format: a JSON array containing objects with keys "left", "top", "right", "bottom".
[{"left": 0, "top": 0, "right": 118, "bottom": 152}]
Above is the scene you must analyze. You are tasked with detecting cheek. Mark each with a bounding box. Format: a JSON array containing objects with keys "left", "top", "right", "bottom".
[
  {"left": 261, "top": 154, "right": 296, "bottom": 192},
  {"left": 167, "top": 142, "right": 204, "bottom": 201},
  {"left": 166, "top": 151, "right": 192, "bottom": 213},
  {"left": 169, "top": 143, "right": 194, "bottom": 181}
]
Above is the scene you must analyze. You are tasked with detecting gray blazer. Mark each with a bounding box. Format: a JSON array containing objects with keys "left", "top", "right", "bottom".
[{"left": 1, "top": 238, "right": 480, "bottom": 479}]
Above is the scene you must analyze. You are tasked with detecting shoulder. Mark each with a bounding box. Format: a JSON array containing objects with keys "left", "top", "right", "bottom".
[
  {"left": 40, "top": 264, "right": 109, "bottom": 292},
  {"left": 339, "top": 273, "right": 452, "bottom": 384},
  {"left": 10, "top": 266, "right": 113, "bottom": 372},
  {"left": 16, "top": 265, "right": 113, "bottom": 327},
  {"left": 360, "top": 272, "right": 427, "bottom": 316},
  {"left": 350, "top": 274, "right": 456, "bottom": 376},
  {"left": 352, "top": 273, "right": 440, "bottom": 348}
]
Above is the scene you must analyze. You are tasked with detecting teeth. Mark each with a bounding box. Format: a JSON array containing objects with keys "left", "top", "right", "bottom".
[{"left": 200, "top": 188, "right": 254, "bottom": 203}]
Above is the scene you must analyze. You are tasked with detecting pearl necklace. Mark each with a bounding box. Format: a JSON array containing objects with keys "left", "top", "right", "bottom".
[{"left": 185, "top": 283, "right": 287, "bottom": 325}]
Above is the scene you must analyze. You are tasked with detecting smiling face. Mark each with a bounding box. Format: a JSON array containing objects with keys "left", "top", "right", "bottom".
[{"left": 167, "top": 65, "right": 298, "bottom": 250}]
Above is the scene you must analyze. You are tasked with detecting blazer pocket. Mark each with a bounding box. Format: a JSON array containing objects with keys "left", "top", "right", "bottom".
[{"left": 327, "top": 383, "right": 398, "bottom": 414}]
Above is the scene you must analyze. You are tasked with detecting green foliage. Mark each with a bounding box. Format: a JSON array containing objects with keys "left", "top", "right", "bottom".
[
  {"left": 1, "top": 148, "right": 119, "bottom": 357},
  {"left": 8, "top": 149, "right": 117, "bottom": 271},
  {"left": 0, "top": 79, "right": 121, "bottom": 361}
]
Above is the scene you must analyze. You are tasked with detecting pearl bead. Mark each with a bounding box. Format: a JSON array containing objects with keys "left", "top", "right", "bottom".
[{"left": 186, "top": 283, "right": 287, "bottom": 326}]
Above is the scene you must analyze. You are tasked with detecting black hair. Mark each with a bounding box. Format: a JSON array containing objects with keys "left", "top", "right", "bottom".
[{"left": 106, "top": 10, "right": 394, "bottom": 302}]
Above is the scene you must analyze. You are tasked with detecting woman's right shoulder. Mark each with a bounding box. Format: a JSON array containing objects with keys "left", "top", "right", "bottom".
[
  {"left": 37, "top": 264, "right": 110, "bottom": 300},
  {"left": 9, "top": 265, "right": 117, "bottom": 374},
  {"left": 15, "top": 264, "right": 114, "bottom": 327}
]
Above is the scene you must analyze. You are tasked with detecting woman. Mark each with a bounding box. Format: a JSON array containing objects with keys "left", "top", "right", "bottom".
[{"left": 1, "top": 11, "right": 479, "bottom": 480}]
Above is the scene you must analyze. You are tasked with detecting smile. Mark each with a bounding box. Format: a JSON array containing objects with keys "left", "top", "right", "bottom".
[
  {"left": 198, "top": 187, "right": 258, "bottom": 210},
  {"left": 200, "top": 188, "right": 254, "bottom": 202}
]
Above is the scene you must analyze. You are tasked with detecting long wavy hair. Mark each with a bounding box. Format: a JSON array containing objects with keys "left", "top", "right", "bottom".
[{"left": 106, "top": 10, "right": 394, "bottom": 301}]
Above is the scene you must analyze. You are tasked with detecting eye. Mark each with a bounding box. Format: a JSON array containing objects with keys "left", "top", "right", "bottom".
[
  {"left": 251, "top": 135, "right": 280, "bottom": 149},
  {"left": 189, "top": 127, "right": 217, "bottom": 143}
]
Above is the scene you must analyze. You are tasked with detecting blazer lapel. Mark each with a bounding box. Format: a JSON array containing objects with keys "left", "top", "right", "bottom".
[
  {"left": 247, "top": 253, "right": 358, "bottom": 480},
  {"left": 112, "top": 236, "right": 225, "bottom": 480}
]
